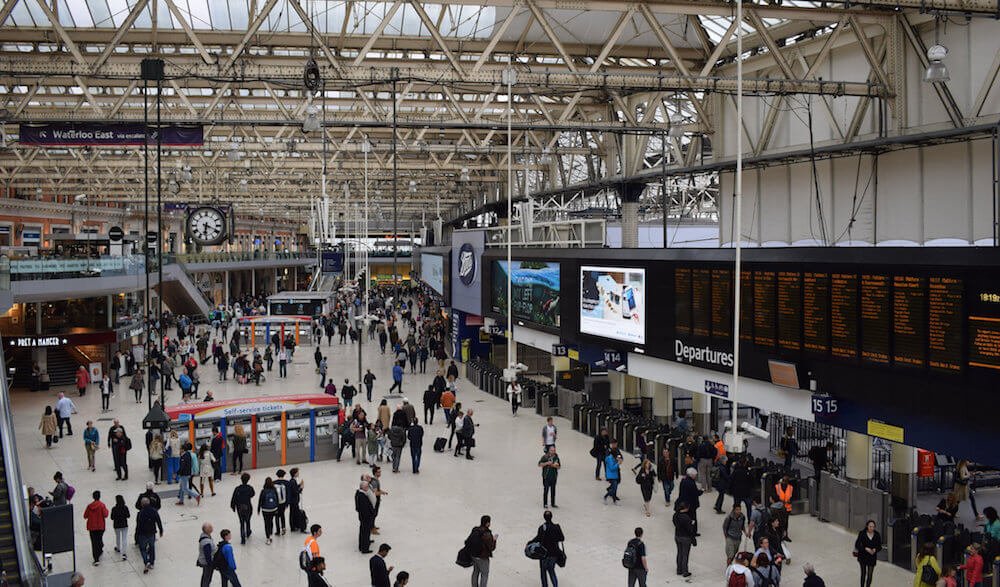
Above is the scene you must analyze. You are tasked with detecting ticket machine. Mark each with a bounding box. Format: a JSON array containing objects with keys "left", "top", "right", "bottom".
[
  {"left": 313, "top": 407, "right": 340, "bottom": 461},
  {"left": 284, "top": 409, "right": 312, "bottom": 465},
  {"left": 255, "top": 413, "right": 283, "bottom": 468},
  {"left": 225, "top": 416, "right": 253, "bottom": 475},
  {"left": 193, "top": 419, "right": 215, "bottom": 454}
]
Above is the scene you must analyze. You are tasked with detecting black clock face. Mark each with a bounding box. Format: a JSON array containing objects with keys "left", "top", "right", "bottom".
[{"left": 188, "top": 207, "right": 226, "bottom": 245}]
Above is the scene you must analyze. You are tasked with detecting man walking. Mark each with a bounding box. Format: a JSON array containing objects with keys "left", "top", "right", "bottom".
[
  {"left": 541, "top": 417, "right": 557, "bottom": 451},
  {"left": 460, "top": 409, "right": 476, "bottom": 460},
  {"left": 388, "top": 424, "right": 406, "bottom": 473},
  {"left": 216, "top": 529, "right": 241, "bottom": 587},
  {"left": 82, "top": 491, "right": 108, "bottom": 566},
  {"left": 422, "top": 384, "right": 437, "bottom": 425},
  {"left": 278, "top": 348, "right": 288, "bottom": 378},
  {"left": 210, "top": 427, "right": 225, "bottom": 482},
  {"left": 538, "top": 446, "right": 560, "bottom": 508},
  {"left": 389, "top": 361, "right": 403, "bottom": 393},
  {"left": 369, "top": 543, "right": 393, "bottom": 587},
  {"left": 603, "top": 442, "right": 622, "bottom": 503},
  {"left": 625, "top": 527, "right": 649, "bottom": 587},
  {"left": 355, "top": 481, "right": 376, "bottom": 553},
  {"left": 230, "top": 473, "right": 255, "bottom": 544},
  {"left": 467, "top": 515, "right": 496, "bottom": 587},
  {"left": 196, "top": 523, "right": 215, "bottom": 587},
  {"left": 363, "top": 369, "right": 376, "bottom": 402},
  {"left": 176, "top": 442, "right": 201, "bottom": 506},
  {"left": 535, "top": 510, "right": 564, "bottom": 587},
  {"left": 678, "top": 468, "right": 702, "bottom": 535},
  {"left": 673, "top": 501, "right": 696, "bottom": 578},
  {"left": 55, "top": 392, "right": 76, "bottom": 437},
  {"left": 110, "top": 429, "right": 131, "bottom": 481},
  {"left": 407, "top": 420, "right": 424, "bottom": 474},
  {"left": 136, "top": 497, "right": 163, "bottom": 574}
]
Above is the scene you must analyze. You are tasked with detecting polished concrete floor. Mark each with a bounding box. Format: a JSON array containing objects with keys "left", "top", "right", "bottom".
[{"left": 9, "top": 327, "right": 918, "bottom": 586}]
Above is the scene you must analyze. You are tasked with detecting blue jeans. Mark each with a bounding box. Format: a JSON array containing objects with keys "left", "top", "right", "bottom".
[
  {"left": 166, "top": 457, "right": 180, "bottom": 483},
  {"left": 663, "top": 479, "right": 674, "bottom": 504},
  {"left": 177, "top": 475, "right": 200, "bottom": 503},
  {"left": 540, "top": 556, "right": 558, "bottom": 587},
  {"left": 604, "top": 478, "right": 620, "bottom": 500},
  {"left": 220, "top": 567, "right": 242, "bottom": 587},
  {"left": 410, "top": 445, "right": 422, "bottom": 473},
  {"left": 137, "top": 533, "right": 156, "bottom": 566}
]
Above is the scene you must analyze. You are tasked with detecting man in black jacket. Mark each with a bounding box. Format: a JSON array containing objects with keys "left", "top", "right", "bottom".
[
  {"left": 230, "top": 473, "right": 255, "bottom": 544},
  {"left": 673, "top": 501, "right": 696, "bottom": 578},
  {"left": 422, "top": 385, "right": 437, "bottom": 425},
  {"left": 460, "top": 410, "right": 476, "bottom": 460},
  {"left": 355, "top": 481, "right": 376, "bottom": 553},
  {"left": 591, "top": 428, "right": 610, "bottom": 480},
  {"left": 729, "top": 458, "right": 754, "bottom": 513},
  {"left": 446, "top": 360, "right": 459, "bottom": 380},
  {"left": 369, "top": 543, "right": 393, "bottom": 587},
  {"left": 713, "top": 456, "right": 732, "bottom": 513},
  {"left": 407, "top": 422, "right": 424, "bottom": 474},
  {"left": 135, "top": 482, "right": 162, "bottom": 511},
  {"left": 135, "top": 497, "right": 163, "bottom": 574},
  {"left": 210, "top": 428, "right": 225, "bottom": 481},
  {"left": 678, "top": 468, "right": 702, "bottom": 536},
  {"left": 536, "top": 510, "right": 564, "bottom": 587}
]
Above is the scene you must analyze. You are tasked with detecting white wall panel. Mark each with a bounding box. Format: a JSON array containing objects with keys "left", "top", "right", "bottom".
[
  {"left": 971, "top": 139, "right": 996, "bottom": 244},
  {"left": 922, "top": 142, "right": 972, "bottom": 242},
  {"left": 875, "top": 149, "right": 922, "bottom": 243}
]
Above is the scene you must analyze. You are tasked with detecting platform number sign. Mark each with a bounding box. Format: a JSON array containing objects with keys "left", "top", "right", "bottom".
[
  {"left": 811, "top": 395, "right": 839, "bottom": 415},
  {"left": 552, "top": 344, "right": 568, "bottom": 357}
]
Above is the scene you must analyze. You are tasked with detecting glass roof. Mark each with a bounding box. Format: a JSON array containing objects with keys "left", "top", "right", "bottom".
[{"left": 5, "top": 0, "right": 497, "bottom": 39}]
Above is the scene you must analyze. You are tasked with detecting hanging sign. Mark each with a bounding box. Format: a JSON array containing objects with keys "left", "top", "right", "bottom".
[{"left": 19, "top": 123, "right": 204, "bottom": 146}]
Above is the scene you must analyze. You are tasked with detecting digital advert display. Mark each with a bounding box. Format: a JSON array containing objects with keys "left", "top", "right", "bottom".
[{"left": 580, "top": 266, "right": 646, "bottom": 344}]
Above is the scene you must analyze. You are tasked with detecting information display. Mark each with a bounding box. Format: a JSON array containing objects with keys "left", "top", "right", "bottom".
[
  {"left": 777, "top": 271, "right": 802, "bottom": 351},
  {"left": 580, "top": 266, "right": 646, "bottom": 344},
  {"left": 675, "top": 268, "right": 692, "bottom": 336},
  {"left": 803, "top": 272, "right": 830, "bottom": 353},
  {"left": 692, "top": 269, "right": 712, "bottom": 337},
  {"left": 928, "top": 277, "right": 963, "bottom": 372},
  {"left": 860, "top": 274, "right": 890, "bottom": 364},
  {"left": 830, "top": 273, "right": 859, "bottom": 359},
  {"left": 420, "top": 253, "right": 445, "bottom": 295},
  {"left": 711, "top": 269, "right": 732, "bottom": 339},
  {"left": 491, "top": 260, "right": 560, "bottom": 327},
  {"left": 892, "top": 275, "right": 926, "bottom": 367},
  {"left": 753, "top": 271, "right": 777, "bottom": 347}
]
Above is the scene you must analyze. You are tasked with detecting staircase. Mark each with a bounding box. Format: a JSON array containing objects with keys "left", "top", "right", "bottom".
[
  {"left": 0, "top": 430, "right": 22, "bottom": 585},
  {"left": 157, "top": 263, "right": 212, "bottom": 318},
  {"left": 6, "top": 346, "right": 80, "bottom": 390}
]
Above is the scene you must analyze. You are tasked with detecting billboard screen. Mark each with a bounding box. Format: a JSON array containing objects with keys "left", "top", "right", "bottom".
[
  {"left": 580, "top": 266, "right": 647, "bottom": 344},
  {"left": 420, "top": 253, "right": 445, "bottom": 295},
  {"left": 491, "top": 260, "right": 560, "bottom": 327},
  {"left": 451, "top": 230, "right": 485, "bottom": 315}
]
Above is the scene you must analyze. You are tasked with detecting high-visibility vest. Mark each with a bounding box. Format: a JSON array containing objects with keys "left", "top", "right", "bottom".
[
  {"left": 775, "top": 483, "right": 793, "bottom": 512},
  {"left": 714, "top": 441, "right": 726, "bottom": 462}
]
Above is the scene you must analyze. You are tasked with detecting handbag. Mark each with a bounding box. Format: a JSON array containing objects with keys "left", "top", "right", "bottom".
[
  {"left": 555, "top": 548, "right": 567, "bottom": 568},
  {"left": 456, "top": 547, "right": 473, "bottom": 568}
]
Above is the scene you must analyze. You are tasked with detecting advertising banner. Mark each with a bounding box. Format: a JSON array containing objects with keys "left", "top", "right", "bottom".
[
  {"left": 420, "top": 253, "right": 445, "bottom": 295},
  {"left": 165, "top": 394, "right": 342, "bottom": 421},
  {"left": 580, "top": 266, "right": 646, "bottom": 344},
  {"left": 491, "top": 260, "right": 560, "bottom": 327},
  {"left": 451, "top": 230, "right": 485, "bottom": 315},
  {"left": 19, "top": 123, "right": 204, "bottom": 146}
]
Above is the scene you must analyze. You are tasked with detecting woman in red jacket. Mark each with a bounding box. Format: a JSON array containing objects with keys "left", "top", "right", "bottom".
[
  {"left": 75, "top": 366, "right": 90, "bottom": 397},
  {"left": 959, "top": 543, "right": 984, "bottom": 587},
  {"left": 82, "top": 490, "right": 108, "bottom": 565}
]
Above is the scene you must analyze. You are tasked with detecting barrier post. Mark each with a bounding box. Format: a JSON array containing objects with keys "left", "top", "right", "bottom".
[
  {"left": 251, "top": 415, "right": 258, "bottom": 470},
  {"left": 295, "top": 320, "right": 300, "bottom": 346},
  {"left": 936, "top": 536, "right": 946, "bottom": 574},
  {"left": 280, "top": 411, "right": 287, "bottom": 466},
  {"left": 911, "top": 529, "right": 920, "bottom": 571},
  {"left": 309, "top": 409, "right": 316, "bottom": 462},
  {"left": 992, "top": 556, "right": 1000, "bottom": 587},
  {"left": 251, "top": 324, "right": 256, "bottom": 347},
  {"left": 280, "top": 324, "right": 285, "bottom": 348},
  {"left": 266, "top": 323, "right": 271, "bottom": 347}
]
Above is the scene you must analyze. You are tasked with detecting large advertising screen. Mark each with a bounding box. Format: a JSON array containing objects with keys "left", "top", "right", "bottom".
[
  {"left": 491, "top": 260, "right": 560, "bottom": 327},
  {"left": 420, "top": 253, "right": 445, "bottom": 295},
  {"left": 580, "top": 266, "right": 647, "bottom": 344},
  {"left": 451, "top": 230, "right": 485, "bottom": 315}
]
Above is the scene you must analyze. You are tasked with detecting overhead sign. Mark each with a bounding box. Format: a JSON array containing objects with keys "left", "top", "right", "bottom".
[
  {"left": 108, "top": 226, "right": 124, "bottom": 242},
  {"left": 552, "top": 344, "right": 568, "bottom": 357},
  {"left": 19, "top": 123, "right": 204, "bottom": 146},
  {"left": 164, "top": 394, "right": 343, "bottom": 421},
  {"left": 321, "top": 251, "right": 343, "bottom": 274},
  {"left": 451, "top": 231, "right": 485, "bottom": 316},
  {"left": 704, "top": 380, "right": 730, "bottom": 398},
  {"left": 867, "top": 419, "right": 904, "bottom": 443},
  {"left": 811, "top": 394, "right": 839, "bottom": 416},
  {"left": 4, "top": 331, "right": 116, "bottom": 348},
  {"left": 6, "top": 336, "right": 67, "bottom": 348}
]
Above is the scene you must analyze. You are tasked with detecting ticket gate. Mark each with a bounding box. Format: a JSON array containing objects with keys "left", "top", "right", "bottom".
[
  {"left": 313, "top": 407, "right": 340, "bottom": 461},
  {"left": 285, "top": 410, "right": 312, "bottom": 465},
  {"left": 255, "top": 413, "right": 283, "bottom": 468},
  {"left": 225, "top": 416, "right": 253, "bottom": 475}
]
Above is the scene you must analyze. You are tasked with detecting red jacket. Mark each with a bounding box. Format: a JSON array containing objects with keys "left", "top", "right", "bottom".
[
  {"left": 75, "top": 369, "right": 90, "bottom": 389},
  {"left": 960, "top": 553, "right": 983, "bottom": 583},
  {"left": 83, "top": 500, "right": 108, "bottom": 531}
]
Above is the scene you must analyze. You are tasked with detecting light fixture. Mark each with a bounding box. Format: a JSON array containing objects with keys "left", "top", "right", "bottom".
[
  {"left": 460, "top": 167, "right": 470, "bottom": 182},
  {"left": 227, "top": 141, "right": 241, "bottom": 161},
  {"left": 668, "top": 116, "right": 685, "bottom": 137},
  {"left": 361, "top": 138, "right": 372, "bottom": 154},
  {"left": 924, "top": 44, "right": 949, "bottom": 83},
  {"left": 302, "top": 105, "right": 320, "bottom": 133},
  {"left": 539, "top": 149, "right": 552, "bottom": 165}
]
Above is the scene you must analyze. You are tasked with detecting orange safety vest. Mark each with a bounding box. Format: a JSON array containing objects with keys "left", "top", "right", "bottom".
[
  {"left": 714, "top": 440, "right": 726, "bottom": 462},
  {"left": 775, "top": 483, "right": 793, "bottom": 512}
]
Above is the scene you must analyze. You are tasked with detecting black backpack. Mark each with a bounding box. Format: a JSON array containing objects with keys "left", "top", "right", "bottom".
[
  {"left": 212, "top": 542, "right": 228, "bottom": 571},
  {"left": 622, "top": 539, "right": 640, "bottom": 569}
]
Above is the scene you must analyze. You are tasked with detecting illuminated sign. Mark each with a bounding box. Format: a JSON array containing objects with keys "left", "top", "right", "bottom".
[{"left": 7, "top": 336, "right": 66, "bottom": 348}]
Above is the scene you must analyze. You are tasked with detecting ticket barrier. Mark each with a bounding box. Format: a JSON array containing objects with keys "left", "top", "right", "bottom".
[
  {"left": 226, "top": 416, "right": 253, "bottom": 475},
  {"left": 313, "top": 407, "right": 340, "bottom": 460},
  {"left": 256, "top": 413, "right": 283, "bottom": 469},
  {"left": 284, "top": 409, "right": 312, "bottom": 465}
]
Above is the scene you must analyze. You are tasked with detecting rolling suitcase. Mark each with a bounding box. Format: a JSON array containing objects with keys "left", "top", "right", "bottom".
[{"left": 434, "top": 437, "right": 447, "bottom": 452}]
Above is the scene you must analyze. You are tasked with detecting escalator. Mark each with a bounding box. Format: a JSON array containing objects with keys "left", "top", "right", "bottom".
[{"left": 156, "top": 263, "right": 211, "bottom": 318}]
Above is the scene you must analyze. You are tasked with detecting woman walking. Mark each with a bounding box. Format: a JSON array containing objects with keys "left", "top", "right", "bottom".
[
  {"left": 198, "top": 444, "right": 216, "bottom": 497},
  {"left": 231, "top": 425, "right": 247, "bottom": 475},
  {"left": 110, "top": 495, "right": 129, "bottom": 560},
  {"left": 258, "top": 477, "right": 279, "bottom": 544},
  {"left": 914, "top": 542, "right": 941, "bottom": 587},
  {"left": 148, "top": 434, "right": 164, "bottom": 485},
  {"left": 854, "top": 519, "right": 882, "bottom": 587},
  {"left": 39, "top": 406, "right": 57, "bottom": 448},
  {"left": 635, "top": 458, "right": 656, "bottom": 517},
  {"left": 131, "top": 369, "right": 145, "bottom": 404}
]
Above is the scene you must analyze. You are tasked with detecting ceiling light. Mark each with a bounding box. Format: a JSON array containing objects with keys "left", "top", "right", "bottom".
[
  {"left": 227, "top": 141, "right": 241, "bottom": 162},
  {"left": 302, "top": 105, "right": 320, "bottom": 133},
  {"left": 924, "top": 44, "right": 949, "bottom": 83},
  {"left": 668, "top": 116, "right": 685, "bottom": 137}
]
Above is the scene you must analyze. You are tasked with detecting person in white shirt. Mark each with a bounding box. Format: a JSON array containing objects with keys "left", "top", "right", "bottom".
[
  {"left": 542, "top": 417, "right": 557, "bottom": 451},
  {"left": 507, "top": 382, "right": 522, "bottom": 417},
  {"left": 278, "top": 348, "right": 289, "bottom": 378},
  {"left": 724, "top": 552, "right": 755, "bottom": 585},
  {"left": 55, "top": 392, "right": 77, "bottom": 437}
]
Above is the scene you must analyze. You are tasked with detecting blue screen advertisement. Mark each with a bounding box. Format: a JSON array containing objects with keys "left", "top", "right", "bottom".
[{"left": 491, "top": 260, "right": 560, "bottom": 327}]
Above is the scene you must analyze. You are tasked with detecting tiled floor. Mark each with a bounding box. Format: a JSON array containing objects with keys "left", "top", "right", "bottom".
[{"left": 9, "top": 326, "right": 918, "bottom": 586}]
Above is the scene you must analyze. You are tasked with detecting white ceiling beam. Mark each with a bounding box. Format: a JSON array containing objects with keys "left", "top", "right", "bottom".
[
  {"left": 408, "top": 0, "right": 466, "bottom": 78},
  {"left": 220, "top": 0, "right": 281, "bottom": 73},
  {"left": 163, "top": 0, "right": 215, "bottom": 65},
  {"left": 351, "top": 0, "right": 404, "bottom": 67}
]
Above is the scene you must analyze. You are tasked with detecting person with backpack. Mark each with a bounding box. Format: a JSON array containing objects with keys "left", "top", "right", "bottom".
[
  {"left": 725, "top": 552, "right": 754, "bottom": 586},
  {"left": 673, "top": 501, "right": 696, "bottom": 578},
  {"left": 751, "top": 551, "right": 781, "bottom": 587},
  {"left": 623, "top": 526, "right": 648, "bottom": 587},
  {"left": 915, "top": 542, "right": 940, "bottom": 587},
  {"left": 213, "top": 529, "right": 241, "bottom": 586},
  {"left": 196, "top": 523, "right": 216, "bottom": 587},
  {"left": 712, "top": 455, "right": 732, "bottom": 513},
  {"left": 466, "top": 515, "right": 496, "bottom": 586},
  {"left": 230, "top": 473, "right": 255, "bottom": 544},
  {"left": 274, "top": 469, "right": 292, "bottom": 535},
  {"left": 533, "top": 510, "right": 564, "bottom": 587},
  {"left": 175, "top": 442, "right": 201, "bottom": 506},
  {"left": 257, "top": 477, "right": 280, "bottom": 545},
  {"left": 723, "top": 503, "right": 748, "bottom": 565},
  {"left": 306, "top": 556, "right": 331, "bottom": 586},
  {"left": 342, "top": 379, "right": 357, "bottom": 408}
]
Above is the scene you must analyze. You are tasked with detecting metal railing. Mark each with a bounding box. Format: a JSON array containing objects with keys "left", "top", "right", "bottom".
[
  {"left": 171, "top": 251, "right": 315, "bottom": 264},
  {"left": 7, "top": 254, "right": 146, "bottom": 280}
]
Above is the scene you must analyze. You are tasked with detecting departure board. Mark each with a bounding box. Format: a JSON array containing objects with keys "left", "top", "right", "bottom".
[
  {"left": 777, "top": 272, "right": 802, "bottom": 350},
  {"left": 675, "top": 268, "right": 691, "bottom": 335},
  {"left": 830, "top": 273, "right": 858, "bottom": 358},
  {"left": 969, "top": 317, "right": 1000, "bottom": 370},
  {"left": 803, "top": 272, "right": 830, "bottom": 353},
  {"left": 711, "top": 269, "right": 732, "bottom": 339},
  {"left": 892, "top": 276, "right": 926, "bottom": 366},
  {"left": 740, "top": 270, "right": 753, "bottom": 341},
  {"left": 692, "top": 269, "right": 712, "bottom": 337},
  {"left": 753, "top": 271, "right": 777, "bottom": 347},
  {"left": 860, "top": 274, "right": 891, "bottom": 364},
  {"left": 928, "top": 277, "right": 963, "bottom": 372}
]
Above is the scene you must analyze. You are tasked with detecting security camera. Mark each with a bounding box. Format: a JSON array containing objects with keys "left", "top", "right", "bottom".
[
  {"left": 738, "top": 421, "right": 770, "bottom": 440},
  {"left": 511, "top": 362, "right": 528, "bottom": 372}
]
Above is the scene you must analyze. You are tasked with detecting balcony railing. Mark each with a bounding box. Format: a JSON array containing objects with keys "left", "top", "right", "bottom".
[
  {"left": 7, "top": 255, "right": 146, "bottom": 280},
  {"left": 171, "top": 251, "right": 316, "bottom": 264}
]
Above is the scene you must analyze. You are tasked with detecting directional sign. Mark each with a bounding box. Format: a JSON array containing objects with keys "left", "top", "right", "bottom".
[{"left": 108, "top": 226, "right": 124, "bottom": 242}]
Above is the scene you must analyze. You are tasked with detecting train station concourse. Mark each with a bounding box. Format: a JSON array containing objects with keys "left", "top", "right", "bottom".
[{"left": 0, "top": 0, "right": 999, "bottom": 586}]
